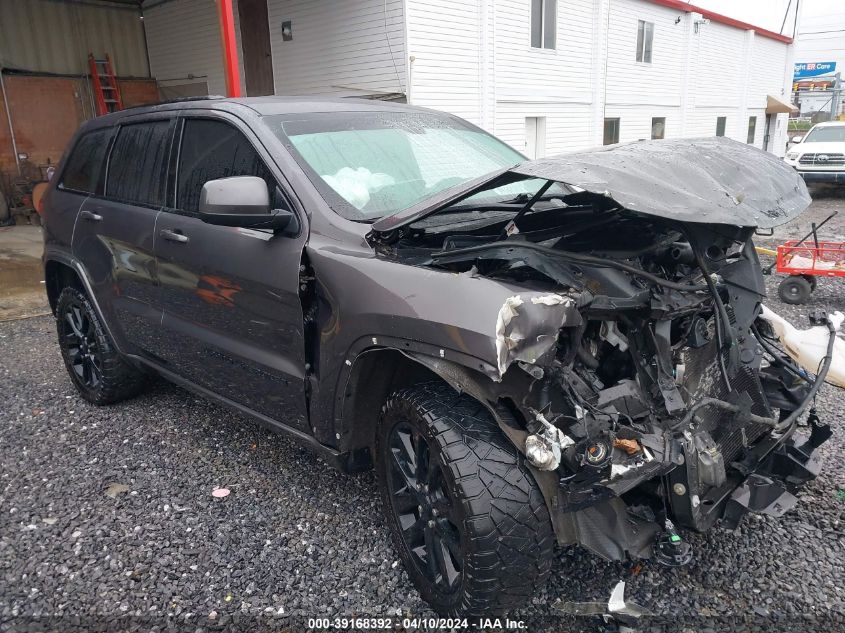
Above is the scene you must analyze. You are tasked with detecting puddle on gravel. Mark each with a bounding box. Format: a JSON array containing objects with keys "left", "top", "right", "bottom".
[{"left": 0, "top": 254, "right": 48, "bottom": 320}]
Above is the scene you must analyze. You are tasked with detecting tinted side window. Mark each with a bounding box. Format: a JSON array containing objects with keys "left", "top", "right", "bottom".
[
  {"left": 177, "top": 118, "right": 274, "bottom": 213},
  {"left": 59, "top": 129, "right": 111, "bottom": 194},
  {"left": 107, "top": 121, "right": 171, "bottom": 206}
]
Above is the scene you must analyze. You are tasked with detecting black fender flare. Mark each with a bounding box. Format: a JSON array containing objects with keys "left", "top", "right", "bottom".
[{"left": 43, "top": 251, "right": 123, "bottom": 354}]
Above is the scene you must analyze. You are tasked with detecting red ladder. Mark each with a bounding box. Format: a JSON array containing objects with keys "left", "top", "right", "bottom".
[{"left": 88, "top": 54, "right": 124, "bottom": 116}]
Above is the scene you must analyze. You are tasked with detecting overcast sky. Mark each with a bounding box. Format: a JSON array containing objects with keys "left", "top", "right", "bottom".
[
  {"left": 691, "top": 0, "right": 845, "bottom": 69},
  {"left": 691, "top": 0, "right": 841, "bottom": 37}
]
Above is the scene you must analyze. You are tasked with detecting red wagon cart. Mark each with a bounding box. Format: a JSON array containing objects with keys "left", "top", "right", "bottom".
[{"left": 774, "top": 212, "right": 845, "bottom": 304}]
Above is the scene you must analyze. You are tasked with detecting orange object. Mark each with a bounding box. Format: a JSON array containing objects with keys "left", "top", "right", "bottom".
[
  {"left": 32, "top": 181, "right": 49, "bottom": 215},
  {"left": 777, "top": 240, "right": 845, "bottom": 277},
  {"left": 217, "top": 0, "right": 242, "bottom": 97},
  {"left": 613, "top": 438, "right": 641, "bottom": 455},
  {"left": 88, "top": 54, "right": 124, "bottom": 116}
]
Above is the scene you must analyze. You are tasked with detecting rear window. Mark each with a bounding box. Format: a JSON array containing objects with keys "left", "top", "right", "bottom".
[
  {"left": 59, "top": 129, "right": 111, "bottom": 194},
  {"left": 106, "top": 121, "right": 172, "bottom": 207}
]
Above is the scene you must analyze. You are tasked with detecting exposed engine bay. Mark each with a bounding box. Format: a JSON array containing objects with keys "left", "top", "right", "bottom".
[{"left": 368, "top": 138, "right": 839, "bottom": 564}]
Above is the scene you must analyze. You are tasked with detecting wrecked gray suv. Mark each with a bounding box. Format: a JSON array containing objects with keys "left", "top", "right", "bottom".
[{"left": 42, "top": 97, "right": 832, "bottom": 616}]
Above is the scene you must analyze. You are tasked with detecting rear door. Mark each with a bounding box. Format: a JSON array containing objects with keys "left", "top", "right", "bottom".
[
  {"left": 152, "top": 113, "right": 309, "bottom": 430},
  {"left": 71, "top": 115, "right": 174, "bottom": 354},
  {"left": 49, "top": 126, "right": 112, "bottom": 256}
]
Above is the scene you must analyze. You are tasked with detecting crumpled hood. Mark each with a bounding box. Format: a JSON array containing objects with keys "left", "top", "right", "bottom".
[{"left": 372, "top": 137, "right": 811, "bottom": 232}]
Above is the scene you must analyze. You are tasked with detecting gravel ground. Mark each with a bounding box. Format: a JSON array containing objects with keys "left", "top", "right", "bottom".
[{"left": 2, "top": 191, "right": 845, "bottom": 632}]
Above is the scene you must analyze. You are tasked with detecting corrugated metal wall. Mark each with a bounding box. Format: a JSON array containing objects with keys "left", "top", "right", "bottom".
[
  {"left": 144, "top": 0, "right": 245, "bottom": 96},
  {"left": 0, "top": 0, "right": 149, "bottom": 77}
]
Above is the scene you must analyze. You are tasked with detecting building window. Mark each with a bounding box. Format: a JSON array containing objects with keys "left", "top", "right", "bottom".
[
  {"left": 747, "top": 116, "right": 757, "bottom": 144},
  {"left": 604, "top": 118, "right": 620, "bottom": 145},
  {"left": 636, "top": 20, "right": 654, "bottom": 63},
  {"left": 531, "top": 0, "right": 557, "bottom": 49},
  {"left": 651, "top": 117, "right": 666, "bottom": 140},
  {"left": 716, "top": 117, "right": 727, "bottom": 137}
]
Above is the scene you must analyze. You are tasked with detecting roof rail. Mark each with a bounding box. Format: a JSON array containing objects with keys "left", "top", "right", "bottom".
[
  {"left": 117, "top": 95, "right": 227, "bottom": 113},
  {"left": 156, "top": 95, "right": 227, "bottom": 106}
]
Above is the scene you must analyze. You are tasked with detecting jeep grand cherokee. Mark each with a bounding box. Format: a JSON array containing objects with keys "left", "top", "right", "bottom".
[{"left": 41, "top": 97, "right": 834, "bottom": 616}]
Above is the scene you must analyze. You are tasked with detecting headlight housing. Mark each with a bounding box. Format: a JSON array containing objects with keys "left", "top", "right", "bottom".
[{"left": 786, "top": 152, "right": 799, "bottom": 160}]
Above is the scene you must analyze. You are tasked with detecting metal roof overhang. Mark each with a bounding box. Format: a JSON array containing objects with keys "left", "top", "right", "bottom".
[{"left": 766, "top": 95, "right": 798, "bottom": 114}]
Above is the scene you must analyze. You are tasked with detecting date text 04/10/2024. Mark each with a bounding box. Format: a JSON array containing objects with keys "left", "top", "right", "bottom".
[{"left": 306, "top": 617, "right": 527, "bottom": 629}]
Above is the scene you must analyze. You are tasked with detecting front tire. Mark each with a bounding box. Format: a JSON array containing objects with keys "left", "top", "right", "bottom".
[
  {"left": 376, "top": 382, "right": 555, "bottom": 616},
  {"left": 56, "top": 287, "right": 146, "bottom": 405}
]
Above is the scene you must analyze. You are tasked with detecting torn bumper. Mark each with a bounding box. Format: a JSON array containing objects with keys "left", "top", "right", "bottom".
[
  {"left": 722, "top": 417, "right": 832, "bottom": 530},
  {"left": 547, "top": 415, "right": 832, "bottom": 563}
]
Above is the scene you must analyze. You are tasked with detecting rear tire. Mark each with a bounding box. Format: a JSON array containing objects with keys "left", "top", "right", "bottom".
[
  {"left": 778, "top": 275, "right": 812, "bottom": 304},
  {"left": 56, "top": 287, "right": 146, "bottom": 405},
  {"left": 376, "top": 382, "right": 555, "bottom": 616}
]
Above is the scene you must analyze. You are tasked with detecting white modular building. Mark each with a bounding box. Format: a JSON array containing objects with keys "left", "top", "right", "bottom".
[{"left": 142, "top": 0, "right": 798, "bottom": 157}]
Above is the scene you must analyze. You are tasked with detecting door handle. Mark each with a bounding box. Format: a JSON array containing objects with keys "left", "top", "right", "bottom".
[
  {"left": 79, "top": 210, "right": 102, "bottom": 222},
  {"left": 160, "top": 228, "right": 189, "bottom": 244}
]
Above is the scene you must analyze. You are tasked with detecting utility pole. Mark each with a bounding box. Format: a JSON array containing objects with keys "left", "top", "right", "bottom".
[{"left": 831, "top": 72, "right": 842, "bottom": 121}]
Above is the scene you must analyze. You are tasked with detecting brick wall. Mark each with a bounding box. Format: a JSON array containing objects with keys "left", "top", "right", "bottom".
[
  {"left": 117, "top": 79, "right": 160, "bottom": 109},
  {"left": 0, "top": 75, "right": 86, "bottom": 178},
  {"left": 0, "top": 75, "right": 159, "bottom": 181}
]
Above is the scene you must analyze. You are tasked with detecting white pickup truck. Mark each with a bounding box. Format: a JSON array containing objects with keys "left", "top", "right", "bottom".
[{"left": 784, "top": 120, "right": 845, "bottom": 184}]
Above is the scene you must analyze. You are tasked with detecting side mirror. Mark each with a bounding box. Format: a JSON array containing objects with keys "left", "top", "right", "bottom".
[
  {"left": 791, "top": 135, "right": 804, "bottom": 144},
  {"left": 198, "top": 176, "right": 296, "bottom": 231}
]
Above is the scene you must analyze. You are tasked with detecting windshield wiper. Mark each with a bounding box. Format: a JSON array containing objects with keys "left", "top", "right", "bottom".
[{"left": 496, "top": 180, "right": 555, "bottom": 240}]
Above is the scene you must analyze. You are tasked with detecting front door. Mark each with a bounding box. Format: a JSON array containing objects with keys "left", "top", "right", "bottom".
[
  {"left": 152, "top": 115, "right": 308, "bottom": 430},
  {"left": 72, "top": 117, "right": 173, "bottom": 355},
  {"left": 763, "top": 114, "right": 775, "bottom": 152},
  {"left": 238, "top": 0, "right": 275, "bottom": 96}
]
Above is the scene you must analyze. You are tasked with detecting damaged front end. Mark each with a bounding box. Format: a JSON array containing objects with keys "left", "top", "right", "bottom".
[{"left": 368, "top": 138, "right": 838, "bottom": 563}]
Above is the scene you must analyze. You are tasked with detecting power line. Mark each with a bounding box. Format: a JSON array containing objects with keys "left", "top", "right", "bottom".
[
  {"left": 780, "top": 0, "right": 792, "bottom": 35},
  {"left": 799, "top": 29, "right": 845, "bottom": 35}
]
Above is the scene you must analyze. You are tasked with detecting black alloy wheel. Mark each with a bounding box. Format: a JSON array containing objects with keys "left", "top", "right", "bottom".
[
  {"left": 376, "top": 382, "right": 555, "bottom": 616},
  {"left": 56, "top": 287, "right": 146, "bottom": 404},
  {"left": 60, "top": 293, "right": 103, "bottom": 390},
  {"left": 387, "top": 420, "right": 463, "bottom": 594}
]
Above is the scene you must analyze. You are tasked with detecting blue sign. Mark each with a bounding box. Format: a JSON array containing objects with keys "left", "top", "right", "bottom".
[{"left": 794, "top": 62, "right": 837, "bottom": 79}]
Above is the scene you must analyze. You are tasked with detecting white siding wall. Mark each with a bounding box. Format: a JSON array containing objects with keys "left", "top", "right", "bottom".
[
  {"left": 406, "top": 0, "right": 792, "bottom": 156},
  {"left": 142, "top": 0, "right": 794, "bottom": 156},
  {"left": 750, "top": 35, "right": 792, "bottom": 153},
  {"left": 683, "top": 21, "right": 748, "bottom": 142},
  {"left": 496, "top": 102, "right": 594, "bottom": 156},
  {"left": 144, "top": 0, "right": 404, "bottom": 98},
  {"left": 405, "top": 0, "right": 485, "bottom": 124},
  {"left": 603, "top": 0, "right": 686, "bottom": 145},
  {"left": 494, "top": 0, "right": 595, "bottom": 154},
  {"left": 494, "top": 0, "right": 594, "bottom": 105},
  {"left": 144, "top": 0, "right": 246, "bottom": 96},
  {"left": 605, "top": 0, "right": 686, "bottom": 109},
  {"left": 266, "top": 0, "right": 406, "bottom": 96}
]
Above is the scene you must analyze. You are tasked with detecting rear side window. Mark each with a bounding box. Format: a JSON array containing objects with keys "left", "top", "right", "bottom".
[
  {"left": 107, "top": 121, "right": 172, "bottom": 206},
  {"left": 59, "top": 129, "right": 111, "bottom": 194},
  {"left": 177, "top": 118, "right": 274, "bottom": 213}
]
